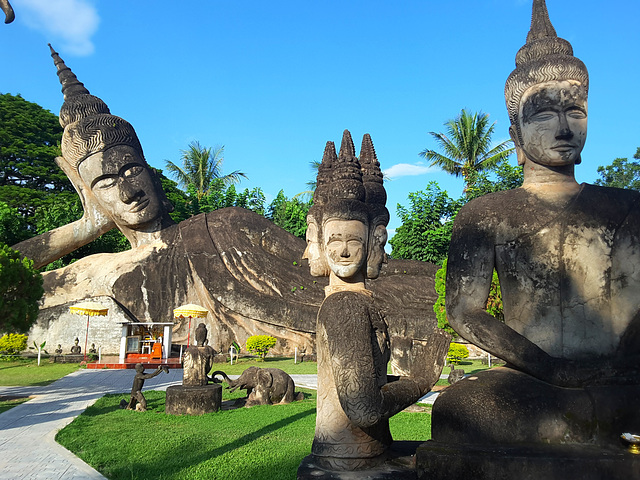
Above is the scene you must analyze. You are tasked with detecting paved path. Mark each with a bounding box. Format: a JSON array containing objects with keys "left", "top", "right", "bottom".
[
  {"left": 0, "top": 369, "right": 444, "bottom": 480},
  {"left": 0, "top": 369, "right": 317, "bottom": 480}
]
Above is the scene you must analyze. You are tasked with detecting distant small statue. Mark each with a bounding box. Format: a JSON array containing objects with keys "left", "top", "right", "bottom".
[
  {"left": 120, "top": 363, "right": 169, "bottom": 412},
  {"left": 70, "top": 338, "right": 81, "bottom": 355},
  {"left": 182, "top": 324, "right": 216, "bottom": 386},
  {"left": 213, "top": 367, "right": 304, "bottom": 407},
  {"left": 54, "top": 344, "right": 63, "bottom": 355},
  {"left": 446, "top": 364, "right": 464, "bottom": 385},
  {"left": 88, "top": 343, "right": 97, "bottom": 354}
]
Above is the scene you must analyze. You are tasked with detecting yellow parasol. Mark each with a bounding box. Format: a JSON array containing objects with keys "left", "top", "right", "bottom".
[
  {"left": 174, "top": 304, "right": 208, "bottom": 347},
  {"left": 69, "top": 301, "right": 109, "bottom": 361}
]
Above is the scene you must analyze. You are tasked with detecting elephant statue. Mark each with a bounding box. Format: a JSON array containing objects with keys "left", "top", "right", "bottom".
[
  {"left": 212, "top": 366, "right": 304, "bottom": 407},
  {"left": 1, "top": 0, "right": 14, "bottom": 24}
]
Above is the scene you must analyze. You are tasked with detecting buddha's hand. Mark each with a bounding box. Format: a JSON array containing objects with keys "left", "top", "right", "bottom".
[
  {"left": 55, "top": 156, "right": 115, "bottom": 234},
  {"left": 406, "top": 339, "right": 443, "bottom": 396}
]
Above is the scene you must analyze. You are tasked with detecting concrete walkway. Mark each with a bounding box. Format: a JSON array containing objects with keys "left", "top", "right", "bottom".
[
  {"left": 0, "top": 369, "right": 443, "bottom": 480},
  {"left": 0, "top": 369, "right": 317, "bottom": 480}
]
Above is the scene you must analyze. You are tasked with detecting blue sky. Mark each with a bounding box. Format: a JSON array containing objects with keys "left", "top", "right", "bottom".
[{"left": 2, "top": 0, "right": 639, "bottom": 238}]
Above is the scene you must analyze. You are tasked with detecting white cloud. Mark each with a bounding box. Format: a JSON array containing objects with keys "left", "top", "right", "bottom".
[
  {"left": 383, "top": 163, "right": 435, "bottom": 179},
  {"left": 16, "top": 0, "right": 99, "bottom": 56}
]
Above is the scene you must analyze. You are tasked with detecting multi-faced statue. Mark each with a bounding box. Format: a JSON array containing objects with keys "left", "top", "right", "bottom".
[{"left": 303, "top": 131, "right": 434, "bottom": 473}]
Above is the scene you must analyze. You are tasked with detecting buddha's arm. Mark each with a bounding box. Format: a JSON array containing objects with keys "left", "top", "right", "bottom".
[
  {"left": 13, "top": 216, "right": 113, "bottom": 270},
  {"left": 12, "top": 156, "right": 116, "bottom": 269},
  {"left": 324, "top": 294, "right": 422, "bottom": 428},
  {"left": 446, "top": 206, "right": 576, "bottom": 387}
]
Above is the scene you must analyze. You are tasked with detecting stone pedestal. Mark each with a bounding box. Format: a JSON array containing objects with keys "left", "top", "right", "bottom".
[
  {"left": 165, "top": 384, "right": 221, "bottom": 415},
  {"left": 297, "top": 441, "right": 420, "bottom": 480},
  {"left": 415, "top": 441, "right": 640, "bottom": 480}
]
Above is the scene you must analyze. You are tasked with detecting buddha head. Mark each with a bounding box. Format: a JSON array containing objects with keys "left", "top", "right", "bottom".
[
  {"left": 304, "top": 130, "right": 388, "bottom": 284},
  {"left": 50, "top": 45, "right": 173, "bottom": 234},
  {"left": 505, "top": 0, "right": 589, "bottom": 168}
]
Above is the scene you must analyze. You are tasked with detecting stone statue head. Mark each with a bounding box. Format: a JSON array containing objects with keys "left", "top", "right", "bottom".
[
  {"left": 74, "top": 337, "right": 79, "bottom": 345},
  {"left": 49, "top": 45, "right": 173, "bottom": 233},
  {"left": 135, "top": 363, "right": 144, "bottom": 373},
  {"left": 504, "top": 0, "right": 589, "bottom": 167},
  {"left": 305, "top": 130, "right": 388, "bottom": 282},
  {"left": 195, "top": 323, "right": 207, "bottom": 347}
]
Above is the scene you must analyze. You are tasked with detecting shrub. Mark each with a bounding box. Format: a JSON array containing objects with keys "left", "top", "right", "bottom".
[
  {"left": 447, "top": 343, "right": 469, "bottom": 364},
  {"left": 0, "top": 333, "right": 28, "bottom": 359},
  {"left": 246, "top": 335, "right": 277, "bottom": 360}
]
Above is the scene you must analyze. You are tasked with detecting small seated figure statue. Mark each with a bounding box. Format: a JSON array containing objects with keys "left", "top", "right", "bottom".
[
  {"left": 88, "top": 343, "right": 97, "bottom": 354},
  {"left": 182, "top": 323, "right": 216, "bottom": 386},
  {"left": 302, "top": 131, "right": 442, "bottom": 472},
  {"left": 120, "top": 363, "right": 169, "bottom": 412},
  {"left": 54, "top": 344, "right": 63, "bottom": 355},
  {"left": 70, "top": 338, "right": 81, "bottom": 355},
  {"left": 432, "top": 0, "right": 640, "bottom": 454}
]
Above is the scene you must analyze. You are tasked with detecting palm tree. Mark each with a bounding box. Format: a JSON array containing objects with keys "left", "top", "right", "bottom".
[
  {"left": 165, "top": 141, "right": 247, "bottom": 201},
  {"left": 419, "top": 109, "right": 514, "bottom": 191}
]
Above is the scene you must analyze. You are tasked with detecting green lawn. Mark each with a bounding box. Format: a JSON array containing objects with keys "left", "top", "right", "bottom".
[
  {"left": 57, "top": 386, "right": 431, "bottom": 480},
  {"left": 0, "top": 359, "right": 84, "bottom": 386}
]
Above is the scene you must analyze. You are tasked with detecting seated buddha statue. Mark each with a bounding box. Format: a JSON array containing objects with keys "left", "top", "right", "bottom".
[{"left": 430, "top": 0, "right": 640, "bottom": 452}]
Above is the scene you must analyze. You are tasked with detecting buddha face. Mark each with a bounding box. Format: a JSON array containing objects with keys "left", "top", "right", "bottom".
[
  {"left": 78, "top": 145, "right": 164, "bottom": 229},
  {"left": 302, "top": 217, "right": 329, "bottom": 277},
  {"left": 323, "top": 218, "right": 368, "bottom": 279},
  {"left": 367, "top": 224, "right": 388, "bottom": 279},
  {"left": 517, "top": 80, "right": 587, "bottom": 167}
]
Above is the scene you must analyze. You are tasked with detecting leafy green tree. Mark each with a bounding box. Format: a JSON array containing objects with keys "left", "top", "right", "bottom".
[
  {"left": 0, "top": 93, "right": 75, "bottom": 224},
  {"left": 267, "top": 190, "right": 311, "bottom": 239},
  {"left": 164, "top": 142, "right": 247, "bottom": 201},
  {"left": 465, "top": 159, "right": 523, "bottom": 201},
  {"left": 419, "top": 109, "right": 514, "bottom": 191},
  {"left": 595, "top": 148, "right": 640, "bottom": 191},
  {"left": 0, "top": 244, "right": 43, "bottom": 333},
  {"left": 0, "top": 201, "right": 29, "bottom": 245},
  {"left": 389, "top": 182, "right": 461, "bottom": 265}
]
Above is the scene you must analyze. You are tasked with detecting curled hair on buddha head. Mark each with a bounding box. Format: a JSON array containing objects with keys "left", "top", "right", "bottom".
[
  {"left": 50, "top": 44, "right": 174, "bottom": 213},
  {"left": 505, "top": 0, "right": 588, "bottom": 159},
  {"left": 49, "top": 43, "right": 144, "bottom": 170}
]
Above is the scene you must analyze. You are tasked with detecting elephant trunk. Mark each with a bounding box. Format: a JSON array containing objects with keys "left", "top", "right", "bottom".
[
  {"left": 211, "top": 370, "right": 237, "bottom": 390},
  {"left": 1, "top": 0, "right": 15, "bottom": 24}
]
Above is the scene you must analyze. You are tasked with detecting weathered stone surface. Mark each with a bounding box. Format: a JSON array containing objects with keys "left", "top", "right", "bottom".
[
  {"left": 298, "top": 441, "right": 421, "bottom": 479},
  {"left": 165, "top": 384, "right": 222, "bottom": 415},
  {"left": 416, "top": 442, "right": 640, "bottom": 480}
]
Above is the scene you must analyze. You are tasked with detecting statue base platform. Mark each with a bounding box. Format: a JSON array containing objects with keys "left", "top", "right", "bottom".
[
  {"left": 297, "top": 441, "right": 420, "bottom": 479},
  {"left": 165, "top": 384, "right": 221, "bottom": 415},
  {"left": 416, "top": 440, "right": 640, "bottom": 480}
]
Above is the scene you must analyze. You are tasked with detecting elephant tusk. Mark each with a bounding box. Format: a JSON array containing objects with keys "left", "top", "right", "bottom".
[{"left": 1, "top": 0, "right": 15, "bottom": 24}]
